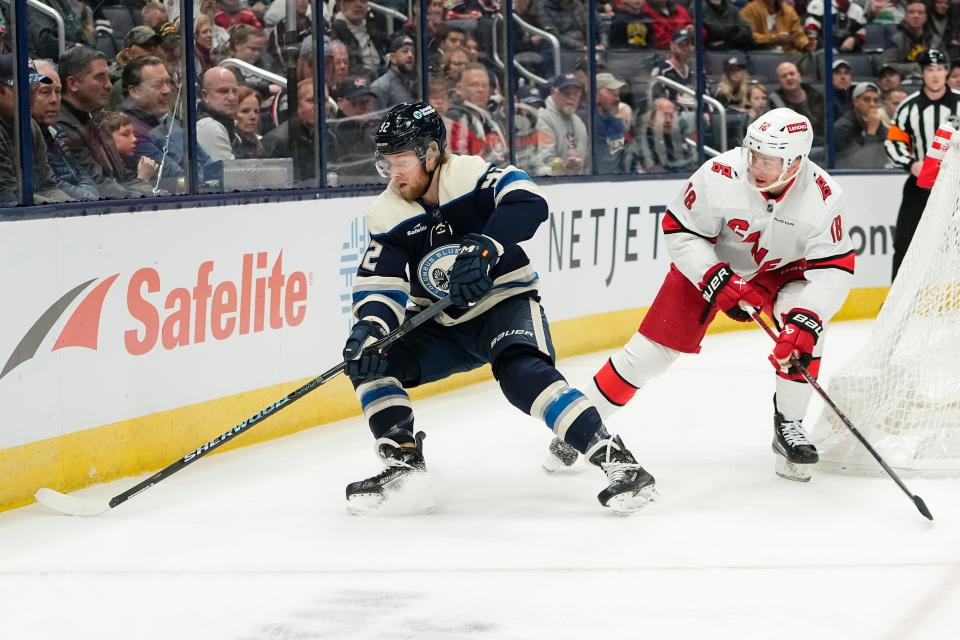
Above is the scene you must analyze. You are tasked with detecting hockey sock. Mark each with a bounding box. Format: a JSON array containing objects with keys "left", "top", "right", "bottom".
[
  {"left": 774, "top": 380, "right": 814, "bottom": 423},
  {"left": 587, "top": 333, "right": 679, "bottom": 421},
  {"left": 356, "top": 377, "right": 415, "bottom": 441},
  {"left": 495, "top": 352, "right": 609, "bottom": 453}
]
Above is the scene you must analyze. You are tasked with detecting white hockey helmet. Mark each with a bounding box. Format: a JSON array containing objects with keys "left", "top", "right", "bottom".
[{"left": 741, "top": 107, "right": 814, "bottom": 192}]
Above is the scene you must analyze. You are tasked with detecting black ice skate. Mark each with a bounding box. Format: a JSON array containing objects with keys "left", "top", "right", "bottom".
[
  {"left": 346, "top": 431, "right": 428, "bottom": 514},
  {"left": 586, "top": 435, "right": 656, "bottom": 515},
  {"left": 772, "top": 411, "right": 818, "bottom": 482},
  {"left": 542, "top": 437, "right": 579, "bottom": 474}
]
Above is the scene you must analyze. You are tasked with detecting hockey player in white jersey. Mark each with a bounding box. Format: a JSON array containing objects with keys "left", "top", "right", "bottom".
[{"left": 546, "top": 107, "right": 855, "bottom": 482}]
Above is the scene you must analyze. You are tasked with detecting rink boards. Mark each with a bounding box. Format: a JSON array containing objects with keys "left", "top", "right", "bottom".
[{"left": 0, "top": 174, "right": 903, "bottom": 510}]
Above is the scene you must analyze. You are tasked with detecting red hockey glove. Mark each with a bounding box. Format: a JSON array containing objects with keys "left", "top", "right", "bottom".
[
  {"left": 769, "top": 309, "right": 823, "bottom": 373},
  {"left": 700, "top": 263, "right": 763, "bottom": 322}
]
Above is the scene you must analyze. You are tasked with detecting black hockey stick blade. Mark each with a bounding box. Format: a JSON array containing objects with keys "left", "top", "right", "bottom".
[
  {"left": 34, "top": 295, "right": 456, "bottom": 516},
  {"left": 748, "top": 309, "right": 934, "bottom": 522}
]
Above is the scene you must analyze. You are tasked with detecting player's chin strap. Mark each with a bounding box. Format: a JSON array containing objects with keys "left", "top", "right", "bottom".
[{"left": 742, "top": 304, "right": 933, "bottom": 521}]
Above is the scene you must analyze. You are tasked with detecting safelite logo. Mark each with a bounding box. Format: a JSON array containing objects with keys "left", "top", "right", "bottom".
[{"left": 1, "top": 250, "right": 308, "bottom": 380}]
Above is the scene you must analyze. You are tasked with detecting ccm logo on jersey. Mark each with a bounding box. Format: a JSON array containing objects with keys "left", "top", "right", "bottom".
[{"left": 786, "top": 122, "right": 808, "bottom": 133}]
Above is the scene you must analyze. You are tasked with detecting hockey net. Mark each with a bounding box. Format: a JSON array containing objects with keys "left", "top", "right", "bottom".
[{"left": 814, "top": 134, "right": 960, "bottom": 478}]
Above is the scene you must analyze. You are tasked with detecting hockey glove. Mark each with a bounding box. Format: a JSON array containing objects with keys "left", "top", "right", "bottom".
[
  {"left": 700, "top": 263, "right": 763, "bottom": 322},
  {"left": 343, "top": 319, "right": 389, "bottom": 382},
  {"left": 448, "top": 233, "right": 499, "bottom": 308},
  {"left": 769, "top": 309, "right": 822, "bottom": 373}
]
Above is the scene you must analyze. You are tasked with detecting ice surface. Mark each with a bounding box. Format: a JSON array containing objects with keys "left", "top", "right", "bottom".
[{"left": 2, "top": 321, "right": 959, "bottom": 640}]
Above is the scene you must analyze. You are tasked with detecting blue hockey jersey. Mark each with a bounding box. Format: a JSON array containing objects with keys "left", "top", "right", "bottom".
[{"left": 352, "top": 153, "right": 548, "bottom": 329}]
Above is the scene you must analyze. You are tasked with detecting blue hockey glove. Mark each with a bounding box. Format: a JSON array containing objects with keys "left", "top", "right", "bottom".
[
  {"left": 343, "top": 320, "right": 389, "bottom": 382},
  {"left": 448, "top": 233, "right": 499, "bottom": 308}
]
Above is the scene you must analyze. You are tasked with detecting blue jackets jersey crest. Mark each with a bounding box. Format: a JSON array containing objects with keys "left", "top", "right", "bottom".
[{"left": 353, "top": 154, "right": 549, "bottom": 328}]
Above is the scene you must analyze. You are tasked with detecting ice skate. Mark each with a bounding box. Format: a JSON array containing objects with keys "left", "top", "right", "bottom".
[
  {"left": 586, "top": 435, "right": 657, "bottom": 515},
  {"left": 542, "top": 437, "right": 579, "bottom": 474},
  {"left": 346, "top": 431, "right": 429, "bottom": 514},
  {"left": 772, "top": 412, "right": 817, "bottom": 482}
]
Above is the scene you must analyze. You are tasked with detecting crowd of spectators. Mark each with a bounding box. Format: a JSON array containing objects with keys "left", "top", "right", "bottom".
[{"left": 1, "top": 0, "right": 960, "bottom": 205}]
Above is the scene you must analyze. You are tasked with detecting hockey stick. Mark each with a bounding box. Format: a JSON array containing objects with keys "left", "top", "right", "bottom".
[
  {"left": 749, "top": 310, "right": 933, "bottom": 521},
  {"left": 34, "top": 296, "right": 456, "bottom": 517}
]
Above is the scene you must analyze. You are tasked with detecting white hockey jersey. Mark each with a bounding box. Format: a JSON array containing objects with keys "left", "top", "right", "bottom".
[{"left": 663, "top": 148, "right": 855, "bottom": 322}]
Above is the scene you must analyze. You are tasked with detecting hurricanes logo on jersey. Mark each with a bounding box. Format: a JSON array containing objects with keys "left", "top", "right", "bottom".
[{"left": 417, "top": 244, "right": 460, "bottom": 298}]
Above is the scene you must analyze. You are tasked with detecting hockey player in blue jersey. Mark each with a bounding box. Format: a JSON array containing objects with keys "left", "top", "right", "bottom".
[{"left": 342, "top": 102, "right": 656, "bottom": 514}]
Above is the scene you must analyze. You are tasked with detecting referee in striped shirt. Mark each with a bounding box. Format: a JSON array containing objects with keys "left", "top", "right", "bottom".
[{"left": 884, "top": 49, "right": 960, "bottom": 281}]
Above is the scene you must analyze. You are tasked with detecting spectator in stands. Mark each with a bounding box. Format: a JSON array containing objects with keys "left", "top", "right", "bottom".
[
  {"left": 702, "top": 0, "right": 754, "bottom": 51},
  {"left": 882, "top": 0, "right": 936, "bottom": 78},
  {"left": 514, "top": 0, "right": 557, "bottom": 76},
  {"left": 770, "top": 61, "right": 825, "bottom": 144},
  {"left": 868, "top": 0, "right": 906, "bottom": 24},
  {"left": 834, "top": 81, "right": 889, "bottom": 168},
  {"left": 744, "top": 83, "right": 770, "bottom": 125},
  {"left": 927, "top": 0, "right": 951, "bottom": 46},
  {"left": 234, "top": 84, "right": 266, "bottom": 158},
  {"left": 122, "top": 55, "right": 204, "bottom": 190},
  {"left": 944, "top": 3, "right": 960, "bottom": 61},
  {"left": 57, "top": 47, "right": 157, "bottom": 198},
  {"left": 595, "top": 72, "right": 628, "bottom": 174},
  {"left": 267, "top": 0, "right": 311, "bottom": 71},
  {"left": 877, "top": 63, "right": 904, "bottom": 93},
  {"left": 329, "top": 75, "right": 380, "bottom": 184},
  {"left": 327, "top": 40, "right": 351, "bottom": 96},
  {"left": 28, "top": 0, "right": 94, "bottom": 62},
  {"left": 442, "top": 48, "right": 471, "bottom": 84},
  {"left": 0, "top": 56, "right": 72, "bottom": 205},
  {"left": 226, "top": 24, "right": 281, "bottom": 94},
  {"left": 804, "top": 0, "right": 867, "bottom": 52},
  {"left": 542, "top": 0, "right": 591, "bottom": 50},
  {"left": 108, "top": 26, "right": 164, "bottom": 111},
  {"left": 142, "top": 3, "right": 170, "bottom": 31},
  {"left": 741, "top": 0, "right": 811, "bottom": 54},
  {"left": 156, "top": 21, "right": 184, "bottom": 86},
  {"left": 609, "top": 0, "right": 653, "bottom": 50},
  {"left": 100, "top": 111, "right": 160, "bottom": 185},
  {"left": 332, "top": 0, "right": 389, "bottom": 76},
  {"left": 372, "top": 34, "right": 417, "bottom": 108},
  {"left": 881, "top": 86, "right": 908, "bottom": 126},
  {"left": 651, "top": 29, "right": 696, "bottom": 111},
  {"left": 263, "top": 77, "right": 317, "bottom": 183},
  {"left": 32, "top": 59, "right": 99, "bottom": 201},
  {"left": 448, "top": 63, "right": 507, "bottom": 163},
  {"left": 949, "top": 61, "right": 960, "bottom": 91},
  {"left": 195, "top": 15, "right": 217, "bottom": 79},
  {"left": 531, "top": 72, "right": 588, "bottom": 176},
  {"left": 713, "top": 55, "right": 750, "bottom": 110},
  {"left": 216, "top": 0, "right": 264, "bottom": 30},
  {"left": 832, "top": 59, "right": 855, "bottom": 119},
  {"left": 643, "top": 0, "right": 693, "bottom": 50},
  {"left": 449, "top": 0, "right": 501, "bottom": 18},
  {"left": 197, "top": 67, "right": 241, "bottom": 161},
  {"left": 627, "top": 97, "right": 695, "bottom": 173},
  {"left": 513, "top": 84, "right": 549, "bottom": 170}
]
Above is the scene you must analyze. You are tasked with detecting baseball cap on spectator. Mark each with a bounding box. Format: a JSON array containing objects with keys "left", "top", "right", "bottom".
[
  {"left": 596, "top": 72, "right": 626, "bottom": 91},
  {"left": 553, "top": 72, "right": 584, "bottom": 90},
  {"left": 673, "top": 28, "right": 693, "bottom": 45},
  {"left": 517, "top": 84, "right": 546, "bottom": 108},
  {"left": 878, "top": 63, "right": 900, "bottom": 77},
  {"left": 852, "top": 82, "right": 880, "bottom": 99},
  {"left": 337, "top": 75, "right": 376, "bottom": 101},
  {"left": 125, "top": 25, "right": 163, "bottom": 49},
  {"left": 388, "top": 34, "right": 414, "bottom": 53},
  {"left": 0, "top": 54, "right": 52, "bottom": 86},
  {"left": 832, "top": 59, "right": 851, "bottom": 71},
  {"left": 301, "top": 35, "right": 334, "bottom": 58},
  {"left": 724, "top": 56, "right": 746, "bottom": 72}
]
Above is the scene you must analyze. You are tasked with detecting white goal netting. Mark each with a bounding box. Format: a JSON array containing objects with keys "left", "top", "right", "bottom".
[{"left": 814, "top": 134, "right": 960, "bottom": 478}]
